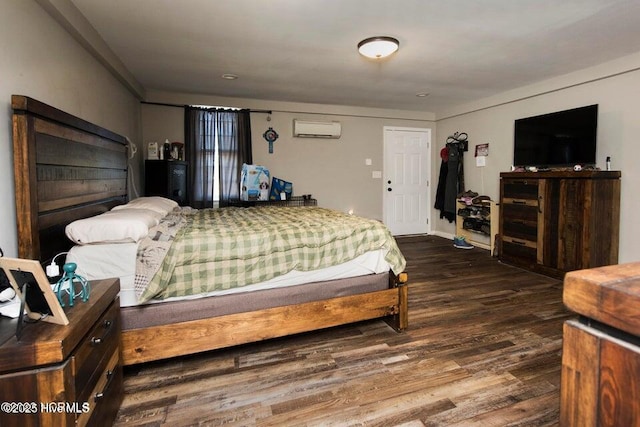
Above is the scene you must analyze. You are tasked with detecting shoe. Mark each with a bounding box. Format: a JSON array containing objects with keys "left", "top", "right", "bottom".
[
  {"left": 458, "top": 190, "right": 479, "bottom": 199},
  {"left": 463, "top": 217, "right": 482, "bottom": 231},
  {"left": 471, "top": 195, "right": 491, "bottom": 206},
  {"left": 457, "top": 208, "right": 471, "bottom": 218},
  {"left": 453, "top": 236, "right": 474, "bottom": 249},
  {"left": 480, "top": 223, "right": 491, "bottom": 235}
]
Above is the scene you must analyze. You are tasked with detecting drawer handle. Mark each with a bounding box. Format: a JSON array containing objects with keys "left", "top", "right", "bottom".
[
  {"left": 512, "top": 200, "right": 528, "bottom": 205},
  {"left": 94, "top": 370, "right": 114, "bottom": 402},
  {"left": 90, "top": 319, "right": 114, "bottom": 346},
  {"left": 511, "top": 239, "right": 527, "bottom": 246}
]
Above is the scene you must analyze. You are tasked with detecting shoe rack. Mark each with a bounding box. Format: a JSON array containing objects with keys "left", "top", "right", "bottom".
[{"left": 455, "top": 198, "right": 499, "bottom": 254}]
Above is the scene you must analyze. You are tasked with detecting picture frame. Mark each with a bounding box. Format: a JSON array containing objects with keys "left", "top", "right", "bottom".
[
  {"left": 0, "top": 257, "right": 69, "bottom": 325},
  {"left": 475, "top": 143, "right": 489, "bottom": 157}
]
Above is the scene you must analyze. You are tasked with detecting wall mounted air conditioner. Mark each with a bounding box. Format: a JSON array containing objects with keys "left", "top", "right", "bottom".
[{"left": 293, "top": 119, "right": 341, "bottom": 138}]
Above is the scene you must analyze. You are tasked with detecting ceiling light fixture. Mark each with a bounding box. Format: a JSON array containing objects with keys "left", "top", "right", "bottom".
[
  {"left": 416, "top": 92, "right": 430, "bottom": 97},
  {"left": 221, "top": 73, "right": 238, "bottom": 80},
  {"left": 357, "top": 36, "right": 400, "bottom": 59}
]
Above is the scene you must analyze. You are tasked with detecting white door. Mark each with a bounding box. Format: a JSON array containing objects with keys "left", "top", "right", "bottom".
[{"left": 383, "top": 127, "right": 431, "bottom": 235}]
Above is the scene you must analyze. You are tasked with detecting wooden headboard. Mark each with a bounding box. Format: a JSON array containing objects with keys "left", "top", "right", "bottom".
[{"left": 12, "top": 95, "right": 128, "bottom": 263}]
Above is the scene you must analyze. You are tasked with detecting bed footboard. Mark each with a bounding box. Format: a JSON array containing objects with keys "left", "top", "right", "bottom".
[
  {"left": 384, "top": 271, "right": 409, "bottom": 332},
  {"left": 121, "top": 274, "right": 408, "bottom": 365}
]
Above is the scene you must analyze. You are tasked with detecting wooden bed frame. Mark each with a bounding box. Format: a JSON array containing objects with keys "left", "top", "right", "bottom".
[{"left": 11, "top": 95, "right": 408, "bottom": 366}]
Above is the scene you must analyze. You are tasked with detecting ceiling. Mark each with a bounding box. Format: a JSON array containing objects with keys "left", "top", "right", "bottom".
[{"left": 67, "top": 0, "right": 640, "bottom": 113}]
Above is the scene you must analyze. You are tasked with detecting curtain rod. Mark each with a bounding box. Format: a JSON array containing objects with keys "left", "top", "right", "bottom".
[{"left": 141, "top": 100, "right": 271, "bottom": 114}]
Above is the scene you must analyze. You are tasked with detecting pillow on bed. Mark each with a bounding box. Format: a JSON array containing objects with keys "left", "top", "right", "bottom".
[
  {"left": 112, "top": 196, "right": 178, "bottom": 216},
  {"left": 269, "top": 177, "right": 293, "bottom": 200},
  {"left": 65, "top": 209, "right": 161, "bottom": 245}
]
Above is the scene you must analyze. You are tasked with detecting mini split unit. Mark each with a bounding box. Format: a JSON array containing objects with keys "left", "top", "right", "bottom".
[{"left": 293, "top": 119, "right": 341, "bottom": 138}]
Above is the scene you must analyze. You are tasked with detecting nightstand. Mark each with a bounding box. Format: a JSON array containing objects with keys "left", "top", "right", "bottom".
[{"left": 0, "top": 278, "right": 123, "bottom": 427}]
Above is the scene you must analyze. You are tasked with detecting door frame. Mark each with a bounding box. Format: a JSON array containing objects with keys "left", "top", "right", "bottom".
[{"left": 382, "top": 126, "right": 432, "bottom": 235}]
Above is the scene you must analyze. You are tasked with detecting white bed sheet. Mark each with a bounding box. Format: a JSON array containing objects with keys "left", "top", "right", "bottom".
[{"left": 67, "top": 244, "right": 390, "bottom": 308}]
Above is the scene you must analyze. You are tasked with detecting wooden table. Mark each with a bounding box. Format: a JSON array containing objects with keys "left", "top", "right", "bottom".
[{"left": 561, "top": 262, "right": 640, "bottom": 426}]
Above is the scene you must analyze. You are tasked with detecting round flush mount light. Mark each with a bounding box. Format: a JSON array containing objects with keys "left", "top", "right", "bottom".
[
  {"left": 357, "top": 36, "right": 400, "bottom": 59},
  {"left": 221, "top": 73, "right": 239, "bottom": 80},
  {"left": 415, "top": 92, "right": 430, "bottom": 97}
]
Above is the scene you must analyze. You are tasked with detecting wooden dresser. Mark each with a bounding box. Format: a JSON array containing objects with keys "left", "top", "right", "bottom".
[
  {"left": 0, "top": 278, "right": 123, "bottom": 427},
  {"left": 499, "top": 170, "right": 620, "bottom": 278},
  {"left": 561, "top": 263, "right": 640, "bottom": 426}
]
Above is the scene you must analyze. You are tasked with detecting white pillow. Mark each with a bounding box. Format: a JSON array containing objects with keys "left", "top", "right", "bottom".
[
  {"left": 103, "top": 208, "right": 163, "bottom": 225},
  {"left": 112, "top": 196, "right": 178, "bottom": 216},
  {"left": 65, "top": 209, "right": 161, "bottom": 245}
]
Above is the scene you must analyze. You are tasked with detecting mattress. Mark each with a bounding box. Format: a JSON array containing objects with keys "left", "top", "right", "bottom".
[
  {"left": 120, "top": 272, "right": 390, "bottom": 330},
  {"left": 67, "top": 244, "right": 391, "bottom": 308}
]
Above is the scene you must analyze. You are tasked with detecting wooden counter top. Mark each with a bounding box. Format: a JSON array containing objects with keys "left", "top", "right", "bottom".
[{"left": 564, "top": 262, "right": 640, "bottom": 337}]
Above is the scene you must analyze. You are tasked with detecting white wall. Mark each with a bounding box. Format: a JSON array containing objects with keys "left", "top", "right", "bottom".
[
  {"left": 251, "top": 111, "right": 434, "bottom": 220},
  {"left": 0, "top": 0, "right": 141, "bottom": 257},
  {"left": 141, "top": 91, "right": 435, "bottom": 221},
  {"left": 434, "top": 52, "right": 640, "bottom": 264}
]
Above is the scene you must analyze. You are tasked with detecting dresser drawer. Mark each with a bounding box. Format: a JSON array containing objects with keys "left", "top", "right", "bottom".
[
  {"left": 502, "top": 237, "right": 537, "bottom": 263},
  {"left": 502, "top": 203, "right": 538, "bottom": 222},
  {"left": 73, "top": 300, "right": 121, "bottom": 404},
  {"left": 501, "top": 204, "right": 538, "bottom": 241},
  {"left": 502, "top": 219, "right": 537, "bottom": 241},
  {"left": 502, "top": 179, "right": 539, "bottom": 200},
  {"left": 77, "top": 349, "right": 123, "bottom": 427}
]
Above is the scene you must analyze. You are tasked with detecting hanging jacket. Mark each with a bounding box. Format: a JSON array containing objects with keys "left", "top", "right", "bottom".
[{"left": 435, "top": 147, "right": 456, "bottom": 222}]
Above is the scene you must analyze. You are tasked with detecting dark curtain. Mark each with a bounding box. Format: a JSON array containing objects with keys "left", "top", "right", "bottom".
[
  {"left": 218, "top": 109, "right": 252, "bottom": 207},
  {"left": 184, "top": 107, "right": 215, "bottom": 208},
  {"left": 184, "top": 107, "right": 252, "bottom": 208}
]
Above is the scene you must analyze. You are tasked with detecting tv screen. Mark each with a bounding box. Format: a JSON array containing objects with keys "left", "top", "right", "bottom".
[{"left": 513, "top": 104, "right": 598, "bottom": 168}]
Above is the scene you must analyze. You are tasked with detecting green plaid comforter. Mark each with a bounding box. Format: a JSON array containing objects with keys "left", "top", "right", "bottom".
[{"left": 138, "top": 206, "right": 406, "bottom": 302}]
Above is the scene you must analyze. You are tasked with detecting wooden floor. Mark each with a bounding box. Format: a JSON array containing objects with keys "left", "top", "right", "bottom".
[{"left": 114, "top": 235, "right": 574, "bottom": 426}]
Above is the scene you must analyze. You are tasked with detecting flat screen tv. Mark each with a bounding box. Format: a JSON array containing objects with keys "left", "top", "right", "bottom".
[{"left": 513, "top": 104, "right": 598, "bottom": 168}]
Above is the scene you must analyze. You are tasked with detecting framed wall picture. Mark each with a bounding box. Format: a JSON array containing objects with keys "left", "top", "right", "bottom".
[{"left": 0, "top": 257, "right": 69, "bottom": 325}]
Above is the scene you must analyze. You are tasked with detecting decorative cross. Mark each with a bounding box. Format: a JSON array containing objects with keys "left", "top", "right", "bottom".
[{"left": 263, "top": 127, "right": 279, "bottom": 154}]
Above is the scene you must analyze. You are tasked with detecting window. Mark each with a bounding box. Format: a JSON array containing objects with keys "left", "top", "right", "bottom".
[{"left": 185, "top": 107, "right": 252, "bottom": 208}]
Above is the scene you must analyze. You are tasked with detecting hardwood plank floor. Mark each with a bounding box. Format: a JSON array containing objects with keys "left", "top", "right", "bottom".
[{"left": 114, "top": 235, "right": 573, "bottom": 426}]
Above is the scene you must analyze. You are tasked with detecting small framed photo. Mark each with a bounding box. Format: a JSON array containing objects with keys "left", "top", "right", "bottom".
[
  {"left": 0, "top": 257, "right": 68, "bottom": 325},
  {"left": 475, "top": 143, "right": 489, "bottom": 157}
]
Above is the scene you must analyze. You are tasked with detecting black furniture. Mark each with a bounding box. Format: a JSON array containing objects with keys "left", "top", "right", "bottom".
[{"left": 145, "top": 160, "right": 188, "bottom": 205}]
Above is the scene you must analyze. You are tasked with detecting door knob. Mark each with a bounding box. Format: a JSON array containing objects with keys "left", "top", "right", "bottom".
[
  {"left": 387, "top": 188, "right": 392, "bottom": 192},
  {"left": 387, "top": 180, "right": 392, "bottom": 184}
]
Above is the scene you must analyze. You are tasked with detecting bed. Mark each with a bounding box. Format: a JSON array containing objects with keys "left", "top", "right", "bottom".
[{"left": 11, "top": 95, "right": 408, "bottom": 366}]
